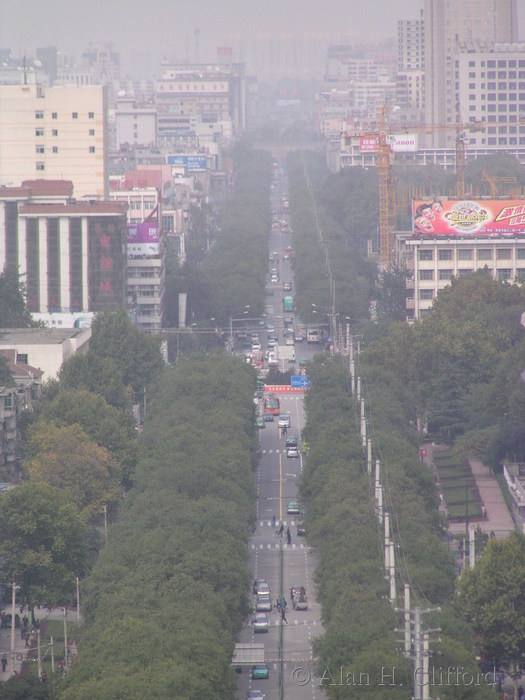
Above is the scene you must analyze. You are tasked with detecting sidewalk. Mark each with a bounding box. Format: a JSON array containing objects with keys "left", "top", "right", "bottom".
[{"left": 421, "top": 442, "right": 515, "bottom": 540}]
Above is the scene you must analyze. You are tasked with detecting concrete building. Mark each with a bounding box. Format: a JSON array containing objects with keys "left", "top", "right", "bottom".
[
  {"left": 455, "top": 42, "right": 525, "bottom": 149},
  {"left": 0, "top": 83, "right": 108, "bottom": 198},
  {"left": 424, "top": 0, "right": 518, "bottom": 146},
  {"left": 115, "top": 97, "right": 157, "bottom": 149},
  {"left": 0, "top": 327, "right": 91, "bottom": 382},
  {"left": 398, "top": 226, "right": 525, "bottom": 320},
  {"left": 0, "top": 180, "right": 127, "bottom": 315}
]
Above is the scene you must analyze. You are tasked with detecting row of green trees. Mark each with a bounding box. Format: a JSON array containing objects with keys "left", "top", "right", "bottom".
[
  {"left": 59, "top": 355, "right": 258, "bottom": 699},
  {"left": 0, "top": 309, "right": 163, "bottom": 697},
  {"left": 300, "top": 356, "right": 496, "bottom": 699}
]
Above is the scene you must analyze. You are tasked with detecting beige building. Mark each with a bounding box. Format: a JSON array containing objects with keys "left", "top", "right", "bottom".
[
  {"left": 0, "top": 83, "right": 107, "bottom": 198},
  {"left": 424, "top": 0, "right": 518, "bottom": 146},
  {"left": 400, "top": 234, "right": 525, "bottom": 319}
]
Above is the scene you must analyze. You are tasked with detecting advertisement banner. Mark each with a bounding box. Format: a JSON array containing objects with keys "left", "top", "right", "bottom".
[
  {"left": 359, "top": 136, "right": 379, "bottom": 152},
  {"left": 127, "top": 223, "right": 159, "bottom": 255},
  {"left": 387, "top": 134, "right": 418, "bottom": 152},
  {"left": 413, "top": 200, "right": 525, "bottom": 236},
  {"left": 167, "top": 154, "right": 207, "bottom": 171}
]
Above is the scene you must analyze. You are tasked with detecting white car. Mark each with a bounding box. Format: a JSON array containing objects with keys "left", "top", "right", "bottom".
[
  {"left": 252, "top": 342, "right": 261, "bottom": 352},
  {"left": 268, "top": 354, "right": 278, "bottom": 367},
  {"left": 287, "top": 447, "right": 299, "bottom": 458},
  {"left": 278, "top": 415, "right": 291, "bottom": 428}
]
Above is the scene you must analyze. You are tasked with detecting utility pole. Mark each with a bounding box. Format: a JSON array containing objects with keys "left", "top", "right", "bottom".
[
  {"left": 360, "top": 397, "right": 366, "bottom": 447},
  {"left": 37, "top": 627, "right": 42, "bottom": 680},
  {"left": 76, "top": 576, "right": 80, "bottom": 622},
  {"left": 10, "top": 583, "right": 15, "bottom": 673},
  {"left": 63, "top": 608, "right": 68, "bottom": 669},
  {"left": 50, "top": 636, "right": 55, "bottom": 674},
  {"left": 367, "top": 437, "right": 372, "bottom": 474}
]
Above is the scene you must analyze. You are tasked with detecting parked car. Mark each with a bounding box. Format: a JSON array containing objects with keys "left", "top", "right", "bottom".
[{"left": 253, "top": 613, "right": 269, "bottom": 632}]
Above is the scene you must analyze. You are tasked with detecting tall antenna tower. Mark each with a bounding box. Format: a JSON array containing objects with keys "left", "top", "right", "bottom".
[{"left": 194, "top": 28, "right": 200, "bottom": 64}]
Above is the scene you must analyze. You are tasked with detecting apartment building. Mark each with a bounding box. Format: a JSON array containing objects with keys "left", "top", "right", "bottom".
[
  {"left": 424, "top": 0, "right": 517, "bottom": 147},
  {"left": 0, "top": 83, "right": 107, "bottom": 198}
]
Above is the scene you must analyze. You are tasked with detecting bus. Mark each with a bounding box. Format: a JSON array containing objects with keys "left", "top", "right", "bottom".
[
  {"left": 283, "top": 296, "right": 294, "bottom": 313},
  {"left": 263, "top": 393, "right": 280, "bottom": 416},
  {"left": 306, "top": 328, "right": 320, "bottom": 344}
]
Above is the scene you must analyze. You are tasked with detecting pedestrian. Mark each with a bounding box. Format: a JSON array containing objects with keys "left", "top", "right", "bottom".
[
  {"left": 0, "top": 612, "right": 5, "bottom": 629},
  {"left": 278, "top": 524, "right": 284, "bottom": 537},
  {"left": 1, "top": 657, "right": 7, "bottom": 673},
  {"left": 518, "top": 686, "right": 524, "bottom": 700},
  {"left": 280, "top": 607, "right": 288, "bottom": 624},
  {"left": 22, "top": 616, "right": 28, "bottom": 629},
  {"left": 286, "top": 528, "right": 291, "bottom": 545},
  {"left": 282, "top": 425, "right": 287, "bottom": 436},
  {"left": 272, "top": 515, "right": 276, "bottom": 528}
]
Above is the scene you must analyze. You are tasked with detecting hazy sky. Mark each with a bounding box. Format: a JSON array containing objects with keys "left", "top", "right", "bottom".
[{"left": 1, "top": 0, "right": 524, "bottom": 76}]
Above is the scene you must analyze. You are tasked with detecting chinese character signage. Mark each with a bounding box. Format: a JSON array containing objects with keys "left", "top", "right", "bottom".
[
  {"left": 166, "top": 154, "right": 207, "bottom": 171},
  {"left": 127, "top": 223, "right": 160, "bottom": 255},
  {"left": 359, "top": 136, "right": 379, "bottom": 152}
]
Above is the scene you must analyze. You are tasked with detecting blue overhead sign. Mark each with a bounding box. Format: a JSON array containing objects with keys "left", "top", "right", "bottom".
[
  {"left": 291, "top": 375, "right": 310, "bottom": 388},
  {"left": 167, "top": 154, "right": 207, "bottom": 171}
]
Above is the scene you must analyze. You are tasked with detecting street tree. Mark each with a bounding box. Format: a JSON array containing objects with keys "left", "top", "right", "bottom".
[
  {"left": 0, "top": 482, "right": 87, "bottom": 614},
  {"left": 0, "top": 266, "right": 34, "bottom": 327},
  {"left": 458, "top": 531, "right": 525, "bottom": 699},
  {"left": 24, "top": 422, "right": 122, "bottom": 520}
]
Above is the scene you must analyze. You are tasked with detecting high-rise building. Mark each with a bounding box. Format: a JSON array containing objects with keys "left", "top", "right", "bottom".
[
  {"left": 0, "top": 83, "right": 107, "bottom": 198},
  {"left": 424, "top": 0, "right": 518, "bottom": 145}
]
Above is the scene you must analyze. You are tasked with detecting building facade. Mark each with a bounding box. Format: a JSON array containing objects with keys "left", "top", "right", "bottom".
[
  {"left": 0, "top": 181, "right": 127, "bottom": 315},
  {"left": 0, "top": 83, "right": 108, "bottom": 198},
  {"left": 424, "top": 0, "right": 518, "bottom": 147}
]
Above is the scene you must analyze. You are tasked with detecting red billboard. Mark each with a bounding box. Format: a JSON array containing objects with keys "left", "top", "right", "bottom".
[
  {"left": 413, "top": 200, "right": 525, "bottom": 237},
  {"left": 359, "top": 136, "right": 379, "bottom": 152}
]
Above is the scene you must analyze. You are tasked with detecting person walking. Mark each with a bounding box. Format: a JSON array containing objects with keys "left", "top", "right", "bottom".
[
  {"left": 286, "top": 528, "right": 291, "bottom": 545},
  {"left": 280, "top": 607, "right": 288, "bottom": 624},
  {"left": 1, "top": 657, "right": 7, "bottom": 673},
  {"left": 272, "top": 514, "right": 276, "bottom": 528}
]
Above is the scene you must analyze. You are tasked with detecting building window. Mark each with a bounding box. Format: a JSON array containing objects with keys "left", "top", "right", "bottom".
[
  {"left": 498, "top": 269, "right": 512, "bottom": 281},
  {"left": 419, "top": 250, "right": 433, "bottom": 261},
  {"left": 458, "top": 268, "right": 473, "bottom": 276},
  {"left": 439, "top": 269, "right": 453, "bottom": 281},
  {"left": 419, "top": 269, "right": 434, "bottom": 281},
  {"left": 36, "top": 162, "right": 45, "bottom": 171},
  {"left": 88, "top": 112, "right": 94, "bottom": 119},
  {"left": 477, "top": 249, "right": 492, "bottom": 260},
  {"left": 419, "top": 289, "right": 433, "bottom": 300},
  {"left": 458, "top": 249, "right": 472, "bottom": 260},
  {"left": 89, "top": 146, "right": 95, "bottom": 153},
  {"left": 497, "top": 249, "right": 511, "bottom": 260},
  {"left": 52, "top": 146, "right": 58, "bottom": 153},
  {"left": 4, "top": 394, "right": 12, "bottom": 409},
  {"left": 517, "top": 249, "right": 525, "bottom": 260},
  {"left": 438, "top": 249, "right": 453, "bottom": 261},
  {"left": 35, "top": 111, "right": 44, "bottom": 119},
  {"left": 516, "top": 269, "right": 525, "bottom": 279},
  {"left": 89, "top": 129, "right": 95, "bottom": 136},
  {"left": 72, "top": 112, "right": 78, "bottom": 119},
  {"left": 35, "top": 128, "right": 44, "bottom": 137},
  {"left": 52, "top": 112, "right": 58, "bottom": 119}
]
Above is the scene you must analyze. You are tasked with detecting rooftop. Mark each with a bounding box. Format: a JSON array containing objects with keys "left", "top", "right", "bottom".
[{"left": 0, "top": 328, "right": 90, "bottom": 345}]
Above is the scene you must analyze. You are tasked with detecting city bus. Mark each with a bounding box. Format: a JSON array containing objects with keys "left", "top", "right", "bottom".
[
  {"left": 283, "top": 296, "right": 294, "bottom": 313},
  {"left": 306, "top": 328, "right": 320, "bottom": 344},
  {"left": 263, "top": 393, "right": 280, "bottom": 416}
]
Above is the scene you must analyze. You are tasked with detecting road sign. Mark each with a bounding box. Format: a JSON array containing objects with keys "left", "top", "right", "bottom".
[{"left": 291, "top": 375, "right": 310, "bottom": 388}]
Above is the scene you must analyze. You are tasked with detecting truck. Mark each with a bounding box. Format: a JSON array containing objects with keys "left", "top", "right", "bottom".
[
  {"left": 283, "top": 296, "right": 294, "bottom": 313},
  {"left": 307, "top": 328, "right": 320, "bottom": 344}
]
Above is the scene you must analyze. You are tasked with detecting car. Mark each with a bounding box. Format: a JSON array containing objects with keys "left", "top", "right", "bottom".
[
  {"left": 283, "top": 281, "right": 292, "bottom": 291},
  {"left": 268, "top": 354, "right": 278, "bottom": 368},
  {"left": 246, "top": 691, "right": 265, "bottom": 700},
  {"left": 253, "top": 613, "right": 269, "bottom": 632},
  {"left": 256, "top": 582, "right": 271, "bottom": 598},
  {"left": 271, "top": 276, "right": 278, "bottom": 284},
  {"left": 266, "top": 326, "right": 275, "bottom": 336},
  {"left": 278, "top": 414, "right": 291, "bottom": 428},
  {"left": 297, "top": 523, "right": 306, "bottom": 537},
  {"left": 255, "top": 417, "right": 265, "bottom": 429},
  {"left": 256, "top": 596, "right": 272, "bottom": 612},
  {"left": 267, "top": 339, "right": 277, "bottom": 350},
  {"left": 252, "top": 664, "right": 270, "bottom": 680},
  {"left": 287, "top": 447, "right": 299, "bottom": 458},
  {"left": 299, "top": 357, "right": 308, "bottom": 367},
  {"left": 285, "top": 337, "right": 294, "bottom": 346},
  {"left": 285, "top": 435, "right": 298, "bottom": 448},
  {"left": 284, "top": 316, "right": 294, "bottom": 326},
  {"left": 253, "top": 579, "right": 269, "bottom": 594},
  {"left": 287, "top": 501, "right": 301, "bottom": 514},
  {"left": 263, "top": 413, "right": 274, "bottom": 422},
  {"left": 252, "top": 342, "right": 261, "bottom": 352}
]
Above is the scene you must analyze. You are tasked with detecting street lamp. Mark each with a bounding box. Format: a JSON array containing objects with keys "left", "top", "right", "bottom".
[{"left": 229, "top": 305, "right": 250, "bottom": 354}]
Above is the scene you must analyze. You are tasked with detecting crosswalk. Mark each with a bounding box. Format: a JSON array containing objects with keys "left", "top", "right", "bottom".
[{"left": 251, "top": 542, "right": 309, "bottom": 550}]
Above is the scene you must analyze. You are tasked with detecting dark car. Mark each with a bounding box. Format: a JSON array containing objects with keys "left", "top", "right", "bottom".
[{"left": 285, "top": 435, "right": 298, "bottom": 448}]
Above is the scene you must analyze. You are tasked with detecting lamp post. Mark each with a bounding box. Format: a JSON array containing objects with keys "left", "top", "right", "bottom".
[{"left": 229, "top": 305, "right": 250, "bottom": 354}]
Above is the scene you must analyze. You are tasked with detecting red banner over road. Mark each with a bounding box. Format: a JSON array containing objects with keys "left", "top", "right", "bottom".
[
  {"left": 264, "top": 385, "right": 307, "bottom": 393},
  {"left": 413, "top": 199, "right": 525, "bottom": 236}
]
